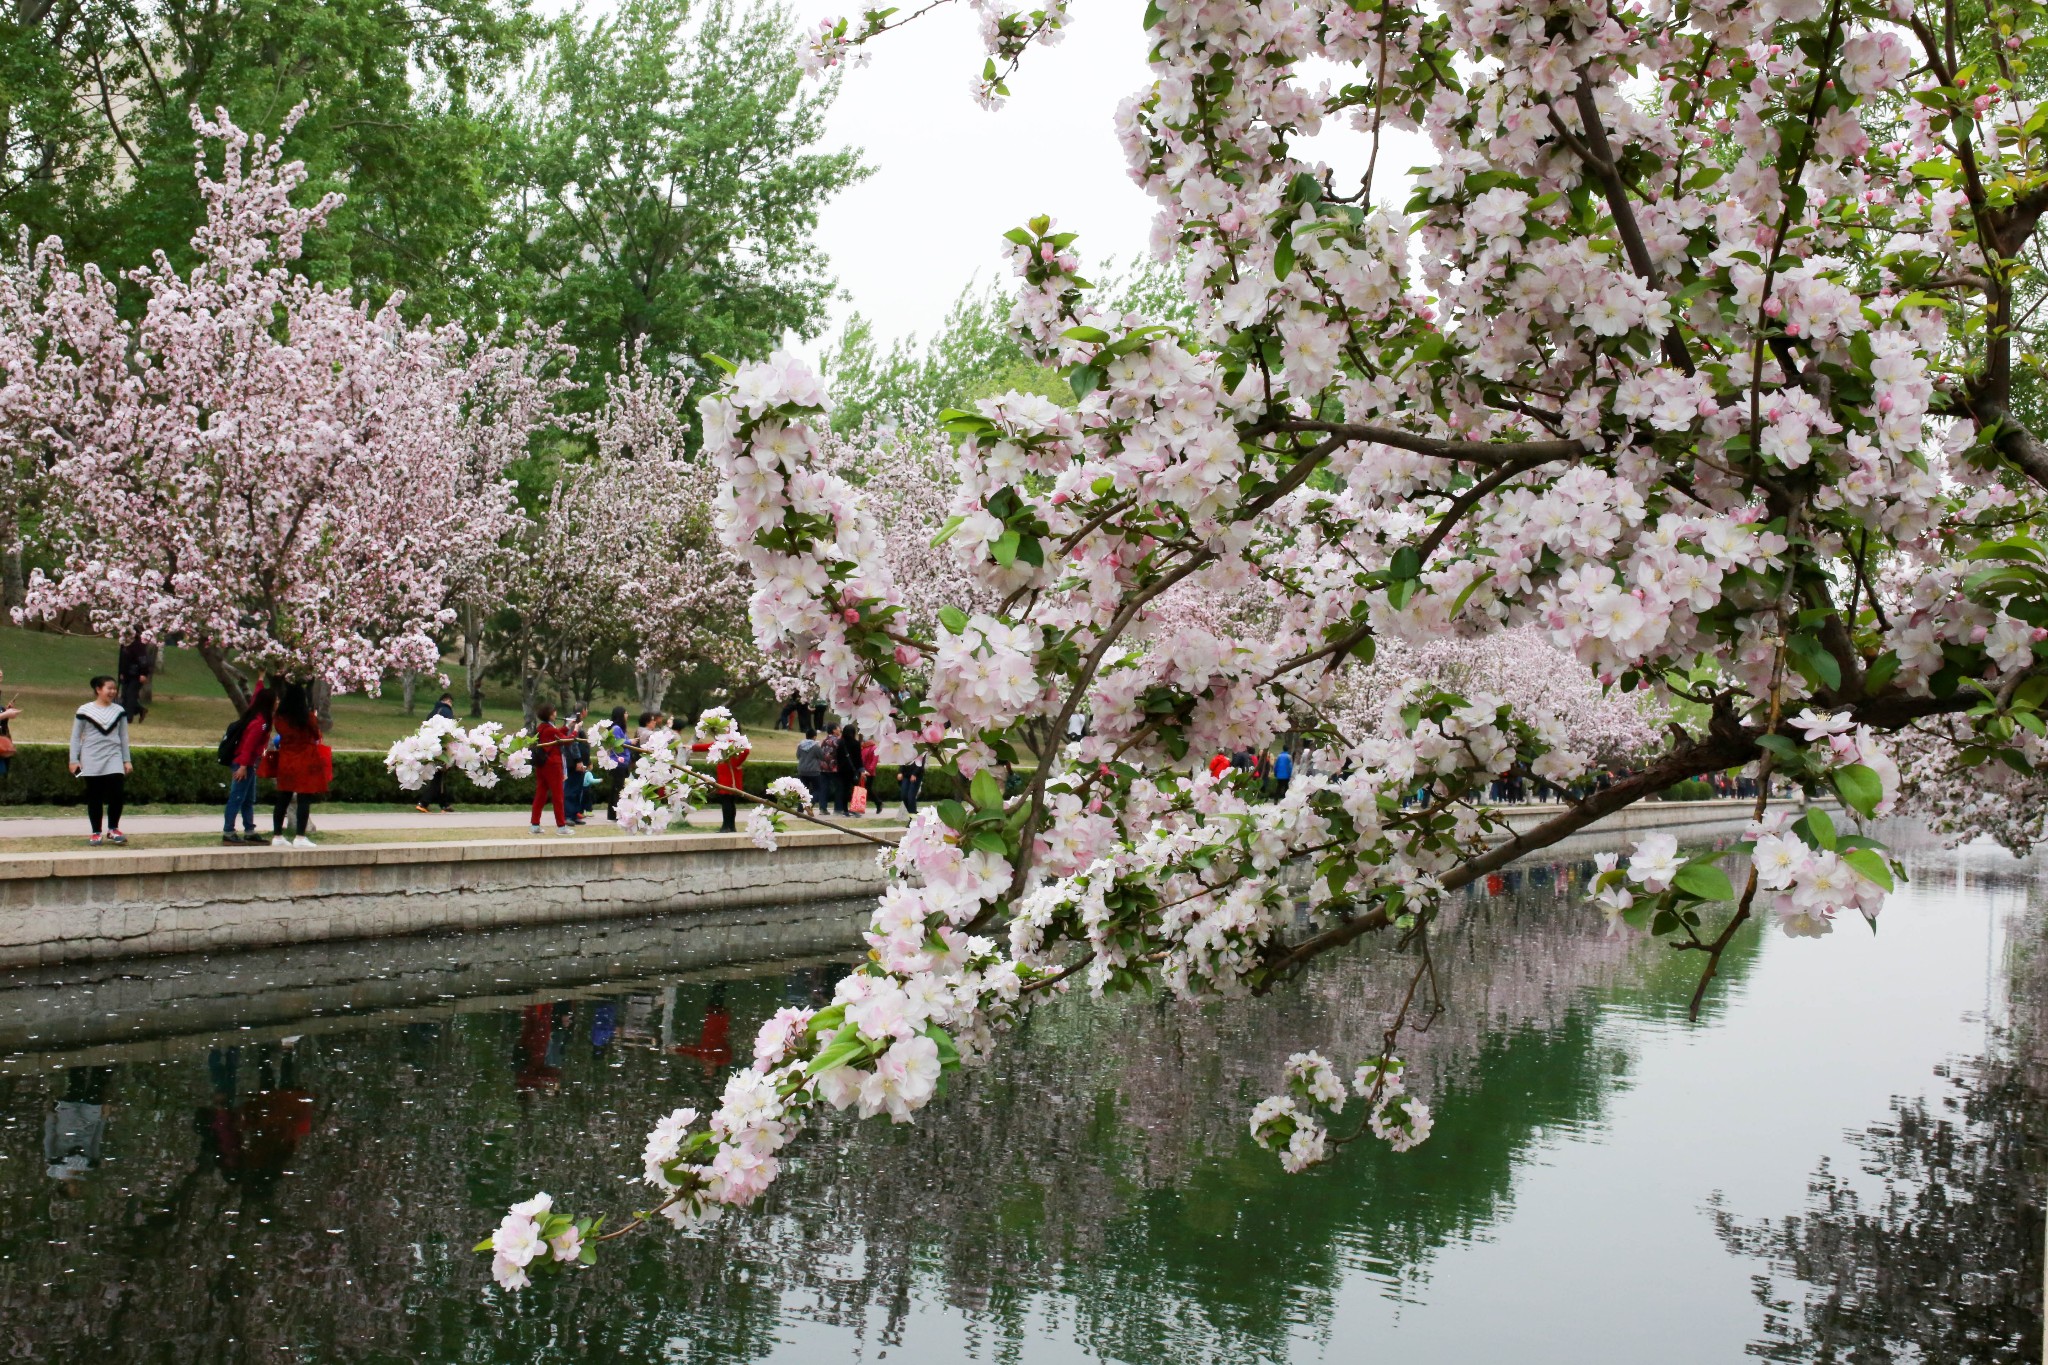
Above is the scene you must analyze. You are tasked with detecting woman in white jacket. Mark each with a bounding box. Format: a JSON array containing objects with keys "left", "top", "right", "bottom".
[{"left": 69, "top": 674, "right": 133, "bottom": 845}]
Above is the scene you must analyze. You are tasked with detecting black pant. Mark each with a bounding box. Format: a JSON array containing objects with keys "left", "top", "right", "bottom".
[
  {"left": 424, "top": 769, "right": 451, "bottom": 811},
  {"left": 1274, "top": 778, "right": 1289, "bottom": 801},
  {"left": 718, "top": 794, "right": 737, "bottom": 832},
  {"left": 273, "top": 792, "right": 313, "bottom": 838},
  {"left": 83, "top": 773, "right": 124, "bottom": 833}
]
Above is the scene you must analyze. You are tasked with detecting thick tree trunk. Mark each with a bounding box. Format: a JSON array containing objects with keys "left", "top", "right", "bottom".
[
  {"left": 311, "top": 678, "right": 333, "bottom": 732},
  {"left": 637, "top": 666, "right": 669, "bottom": 716},
  {"left": 0, "top": 519, "right": 22, "bottom": 617},
  {"left": 196, "top": 641, "right": 252, "bottom": 714},
  {"left": 460, "top": 603, "right": 488, "bottom": 718},
  {"left": 402, "top": 671, "right": 417, "bottom": 714}
]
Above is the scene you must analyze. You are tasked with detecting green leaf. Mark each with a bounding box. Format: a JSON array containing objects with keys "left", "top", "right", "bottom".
[
  {"left": 1841, "top": 847, "right": 1895, "bottom": 891},
  {"left": 970, "top": 769, "right": 1004, "bottom": 811},
  {"left": 937, "top": 605, "right": 969, "bottom": 635},
  {"left": 970, "top": 828, "right": 1009, "bottom": 855},
  {"left": 990, "top": 529, "right": 1021, "bottom": 567},
  {"left": 807, "top": 1023, "right": 870, "bottom": 1076},
  {"left": 923, "top": 1022, "right": 962, "bottom": 1069},
  {"left": 1862, "top": 651, "right": 1901, "bottom": 695},
  {"left": 705, "top": 353, "right": 738, "bottom": 376},
  {"left": 1803, "top": 806, "right": 1838, "bottom": 851},
  {"left": 474, "top": 1235, "right": 497, "bottom": 1253},
  {"left": 1274, "top": 236, "right": 1297, "bottom": 279},
  {"left": 1831, "top": 763, "right": 1883, "bottom": 819},
  {"left": 936, "top": 799, "right": 970, "bottom": 831},
  {"left": 1142, "top": 0, "right": 1165, "bottom": 26},
  {"left": 1757, "top": 733, "right": 1803, "bottom": 761},
  {"left": 930, "top": 514, "right": 967, "bottom": 548},
  {"left": 1069, "top": 364, "right": 1103, "bottom": 399},
  {"left": 1062, "top": 325, "right": 1112, "bottom": 343},
  {"left": 1389, "top": 546, "right": 1421, "bottom": 580},
  {"left": 1674, "top": 862, "right": 1736, "bottom": 901}
]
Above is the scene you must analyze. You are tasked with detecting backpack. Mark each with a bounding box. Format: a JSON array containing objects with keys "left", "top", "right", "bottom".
[{"left": 217, "top": 716, "right": 249, "bottom": 766}]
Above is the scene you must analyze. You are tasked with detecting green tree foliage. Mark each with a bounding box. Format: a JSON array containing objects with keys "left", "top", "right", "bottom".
[
  {"left": 488, "top": 0, "right": 865, "bottom": 405},
  {"left": 821, "top": 256, "right": 1196, "bottom": 431},
  {"left": 0, "top": 0, "right": 529, "bottom": 321}
]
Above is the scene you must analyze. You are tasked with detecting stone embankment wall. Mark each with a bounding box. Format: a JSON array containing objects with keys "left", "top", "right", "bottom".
[
  {"left": 0, "top": 799, "right": 1807, "bottom": 969},
  {"left": 0, "top": 829, "right": 889, "bottom": 968}
]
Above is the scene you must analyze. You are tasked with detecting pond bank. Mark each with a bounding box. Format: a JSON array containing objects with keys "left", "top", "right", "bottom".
[
  {"left": 0, "top": 828, "right": 889, "bottom": 967},
  {"left": 0, "top": 798, "right": 1804, "bottom": 969}
]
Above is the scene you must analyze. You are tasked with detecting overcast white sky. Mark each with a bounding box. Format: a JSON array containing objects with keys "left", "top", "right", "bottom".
[{"left": 785, "top": 2, "right": 1161, "bottom": 353}]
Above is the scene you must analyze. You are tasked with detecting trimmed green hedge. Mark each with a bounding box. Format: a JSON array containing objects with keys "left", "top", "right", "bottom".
[{"left": 0, "top": 743, "right": 974, "bottom": 808}]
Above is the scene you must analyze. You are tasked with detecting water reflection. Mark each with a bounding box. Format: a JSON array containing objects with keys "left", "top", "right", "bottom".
[{"left": 0, "top": 834, "right": 2035, "bottom": 1363}]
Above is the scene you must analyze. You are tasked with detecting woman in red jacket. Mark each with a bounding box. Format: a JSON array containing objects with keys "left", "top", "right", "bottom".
[
  {"left": 689, "top": 730, "right": 746, "bottom": 832},
  {"left": 530, "top": 705, "right": 572, "bottom": 835},
  {"left": 269, "top": 683, "right": 331, "bottom": 847}
]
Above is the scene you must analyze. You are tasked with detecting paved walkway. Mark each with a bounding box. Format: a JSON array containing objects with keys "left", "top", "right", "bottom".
[{"left": 0, "top": 806, "right": 739, "bottom": 839}]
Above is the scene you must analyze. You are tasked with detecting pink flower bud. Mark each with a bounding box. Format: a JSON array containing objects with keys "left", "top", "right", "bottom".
[
  {"left": 2033, "top": 627, "right": 2047, "bottom": 642},
  {"left": 1971, "top": 624, "right": 1988, "bottom": 643},
  {"left": 1762, "top": 298, "right": 1783, "bottom": 317},
  {"left": 1878, "top": 394, "right": 1894, "bottom": 414},
  {"left": 843, "top": 608, "right": 860, "bottom": 623},
  {"left": 894, "top": 644, "right": 918, "bottom": 665}
]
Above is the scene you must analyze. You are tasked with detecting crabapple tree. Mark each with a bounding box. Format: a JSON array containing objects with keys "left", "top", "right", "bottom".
[
  {"left": 485, "top": 0, "right": 2048, "bottom": 1285},
  {"left": 0, "top": 109, "right": 561, "bottom": 706}
]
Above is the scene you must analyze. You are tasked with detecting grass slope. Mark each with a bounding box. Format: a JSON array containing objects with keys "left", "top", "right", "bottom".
[{"left": 0, "top": 624, "right": 802, "bottom": 759}]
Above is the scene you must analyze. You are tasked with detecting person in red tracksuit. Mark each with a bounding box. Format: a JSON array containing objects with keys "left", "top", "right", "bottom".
[
  {"left": 530, "top": 704, "right": 573, "bottom": 835},
  {"left": 690, "top": 731, "right": 746, "bottom": 832}
]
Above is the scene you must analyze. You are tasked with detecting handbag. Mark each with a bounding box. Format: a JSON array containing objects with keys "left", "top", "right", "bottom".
[
  {"left": 848, "top": 781, "right": 869, "bottom": 816},
  {"left": 257, "top": 738, "right": 279, "bottom": 779},
  {"left": 0, "top": 734, "right": 13, "bottom": 760},
  {"left": 314, "top": 743, "right": 334, "bottom": 790}
]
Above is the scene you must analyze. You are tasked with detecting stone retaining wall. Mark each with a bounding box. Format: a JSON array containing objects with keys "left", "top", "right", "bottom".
[
  {"left": 0, "top": 798, "right": 1808, "bottom": 969},
  {"left": 0, "top": 829, "right": 890, "bottom": 968}
]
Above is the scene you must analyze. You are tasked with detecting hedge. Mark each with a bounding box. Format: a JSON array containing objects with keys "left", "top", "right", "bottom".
[{"left": 0, "top": 743, "right": 983, "bottom": 808}]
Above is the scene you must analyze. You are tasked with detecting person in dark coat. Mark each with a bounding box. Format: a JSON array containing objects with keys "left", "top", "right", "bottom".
[
  {"left": 834, "top": 723, "right": 863, "bottom": 817},
  {"left": 416, "top": 692, "right": 457, "bottom": 813}
]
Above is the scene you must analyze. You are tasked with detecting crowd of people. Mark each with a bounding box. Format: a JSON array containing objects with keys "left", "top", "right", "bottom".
[{"left": 13, "top": 667, "right": 1769, "bottom": 847}]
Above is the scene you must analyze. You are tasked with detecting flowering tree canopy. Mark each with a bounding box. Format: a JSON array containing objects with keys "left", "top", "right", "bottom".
[
  {"left": 0, "top": 109, "right": 561, "bottom": 703},
  {"left": 486, "top": 0, "right": 2048, "bottom": 1283}
]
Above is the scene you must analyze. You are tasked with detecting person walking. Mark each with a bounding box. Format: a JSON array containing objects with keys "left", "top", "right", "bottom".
[
  {"left": 116, "top": 633, "right": 152, "bottom": 723},
  {"left": 834, "top": 723, "right": 863, "bottom": 817},
  {"left": 562, "top": 708, "right": 591, "bottom": 826},
  {"left": 604, "top": 706, "right": 630, "bottom": 822},
  {"left": 269, "top": 682, "right": 331, "bottom": 847},
  {"left": 897, "top": 754, "right": 925, "bottom": 816},
  {"left": 529, "top": 704, "right": 572, "bottom": 835},
  {"left": 221, "top": 683, "right": 275, "bottom": 844},
  {"left": 69, "top": 675, "right": 133, "bottom": 845},
  {"left": 819, "top": 724, "right": 842, "bottom": 814},
  {"left": 416, "top": 692, "right": 457, "bottom": 814},
  {"left": 689, "top": 721, "right": 747, "bottom": 833},
  {"left": 0, "top": 665, "right": 21, "bottom": 783},
  {"left": 1273, "top": 746, "right": 1293, "bottom": 802},
  {"left": 859, "top": 733, "right": 880, "bottom": 814},
  {"left": 795, "top": 728, "right": 825, "bottom": 810}
]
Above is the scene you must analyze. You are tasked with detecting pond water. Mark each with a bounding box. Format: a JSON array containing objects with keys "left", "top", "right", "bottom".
[{"left": 0, "top": 827, "right": 2040, "bottom": 1363}]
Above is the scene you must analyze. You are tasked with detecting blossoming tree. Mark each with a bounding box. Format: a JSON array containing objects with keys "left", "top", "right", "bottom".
[
  {"left": 0, "top": 109, "right": 562, "bottom": 705},
  {"left": 485, "top": 0, "right": 2048, "bottom": 1284}
]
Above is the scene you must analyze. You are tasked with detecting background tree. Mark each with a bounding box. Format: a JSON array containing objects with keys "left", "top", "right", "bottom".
[
  {"left": 488, "top": 0, "right": 864, "bottom": 407},
  {"left": 1, "top": 110, "right": 558, "bottom": 706}
]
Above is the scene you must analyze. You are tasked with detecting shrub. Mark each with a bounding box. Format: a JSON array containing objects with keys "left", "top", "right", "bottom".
[{"left": 0, "top": 744, "right": 995, "bottom": 808}]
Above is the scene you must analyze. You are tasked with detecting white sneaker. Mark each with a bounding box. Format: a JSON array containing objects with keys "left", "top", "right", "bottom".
[
  {"left": 531, "top": 824, "right": 543, "bottom": 835},
  {"left": 555, "top": 825, "right": 574, "bottom": 836},
  {"left": 292, "top": 836, "right": 315, "bottom": 848}
]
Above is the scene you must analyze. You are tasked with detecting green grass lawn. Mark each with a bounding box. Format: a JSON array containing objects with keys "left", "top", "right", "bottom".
[{"left": 0, "top": 624, "right": 802, "bottom": 759}]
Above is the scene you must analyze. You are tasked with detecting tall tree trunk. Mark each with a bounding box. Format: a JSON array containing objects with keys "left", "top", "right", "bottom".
[
  {"left": 196, "top": 641, "right": 252, "bottom": 714},
  {"left": 461, "top": 602, "right": 488, "bottom": 718},
  {"left": 311, "top": 679, "right": 333, "bottom": 732},
  {"left": 0, "top": 514, "right": 23, "bottom": 617},
  {"left": 520, "top": 649, "right": 542, "bottom": 729},
  {"left": 402, "top": 671, "right": 417, "bottom": 714},
  {"left": 637, "top": 666, "right": 669, "bottom": 717}
]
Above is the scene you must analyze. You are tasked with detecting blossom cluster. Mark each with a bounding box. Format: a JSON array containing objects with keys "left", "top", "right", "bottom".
[
  {"left": 1249, "top": 1050, "right": 1435, "bottom": 1174},
  {"left": 384, "top": 716, "right": 533, "bottom": 790}
]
